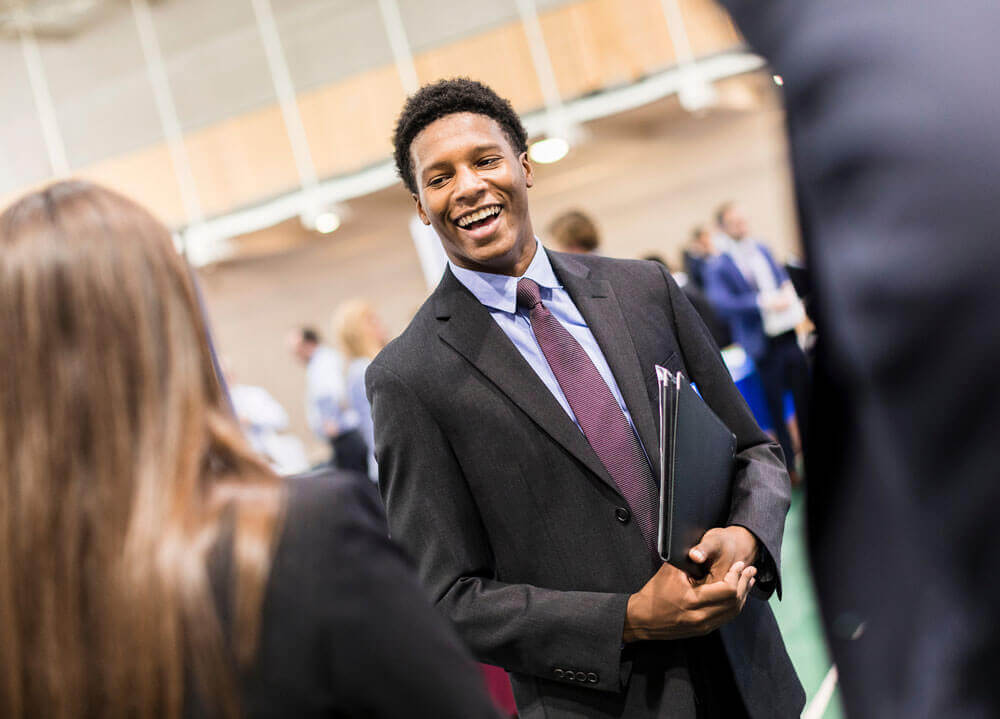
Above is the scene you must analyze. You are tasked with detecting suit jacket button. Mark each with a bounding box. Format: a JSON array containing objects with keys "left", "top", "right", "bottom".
[
  {"left": 615, "top": 507, "right": 630, "bottom": 523},
  {"left": 554, "top": 668, "right": 564, "bottom": 679},
  {"left": 575, "top": 671, "right": 588, "bottom": 682},
  {"left": 587, "top": 672, "right": 599, "bottom": 684}
]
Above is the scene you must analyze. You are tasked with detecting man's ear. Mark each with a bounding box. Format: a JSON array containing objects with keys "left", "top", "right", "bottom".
[
  {"left": 413, "top": 193, "right": 431, "bottom": 226},
  {"left": 520, "top": 151, "right": 534, "bottom": 189}
]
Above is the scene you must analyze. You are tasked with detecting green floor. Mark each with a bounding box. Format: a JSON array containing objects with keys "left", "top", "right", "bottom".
[{"left": 769, "top": 488, "right": 843, "bottom": 718}]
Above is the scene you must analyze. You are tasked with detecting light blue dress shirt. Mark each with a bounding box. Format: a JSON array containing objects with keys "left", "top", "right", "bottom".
[
  {"left": 448, "top": 241, "right": 641, "bottom": 439},
  {"left": 305, "top": 345, "right": 360, "bottom": 440}
]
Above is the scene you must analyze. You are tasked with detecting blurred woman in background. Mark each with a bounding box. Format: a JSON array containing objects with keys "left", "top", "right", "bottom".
[
  {"left": 332, "top": 299, "right": 388, "bottom": 480},
  {"left": 0, "top": 181, "right": 496, "bottom": 719}
]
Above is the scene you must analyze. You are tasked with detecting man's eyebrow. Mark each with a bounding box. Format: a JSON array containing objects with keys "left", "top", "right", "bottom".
[
  {"left": 468, "top": 142, "right": 503, "bottom": 154},
  {"left": 420, "top": 143, "right": 504, "bottom": 178}
]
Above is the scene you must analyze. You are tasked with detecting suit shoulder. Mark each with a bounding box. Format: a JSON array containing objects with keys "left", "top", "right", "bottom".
[
  {"left": 560, "top": 252, "right": 673, "bottom": 296},
  {"left": 368, "top": 295, "right": 439, "bottom": 380},
  {"left": 569, "top": 251, "right": 668, "bottom": 281},
  {"left": 282, "top": 468, "right": 386, "bottom": 543}
]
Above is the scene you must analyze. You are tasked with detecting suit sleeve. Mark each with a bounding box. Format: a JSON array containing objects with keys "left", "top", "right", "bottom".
[
  {"left": 321, "top": 474, "right": 501, "bottom": 718},
  {"left": 660, "top": 263, "right": 791, "bottom": 598},
  {"left": 366, "top": 360, "right": 633, "bottom": 694},
  {"left": 704, "top": 259, "right": 760, "bottom": 318}
]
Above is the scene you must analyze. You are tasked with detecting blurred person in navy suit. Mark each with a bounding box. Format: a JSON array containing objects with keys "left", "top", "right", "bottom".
[
  {"left": 704, "top": 202, "right": 809, "bottom": 477},
  {"left": 719, "top": 0, "right": 1000, "bottom": 716},
  {"left": 681, "top": 224, "right": 718, "bottom": 291}
]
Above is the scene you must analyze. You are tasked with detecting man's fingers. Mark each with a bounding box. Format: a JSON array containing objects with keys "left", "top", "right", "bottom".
[
  {"left": 689, "top": 532, "right": 722, "bottom": 564},
  {"left": 737, "top": 565, "right": 755, "bottom": 599},
  {"left": 723, "top": 560, "right": 746, "bottom": 586},
  {"left": 692, "top": 563, "right": 757, "bottom": 606},
  {"left": 694, "top": 578, "right": 743, "bottom": 606}
]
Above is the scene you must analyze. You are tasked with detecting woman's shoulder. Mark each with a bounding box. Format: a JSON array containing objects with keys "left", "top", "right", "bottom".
[
  {"left": 285, "top": 466, "right": 377, "bottom": 506},
  {"left": 259, "top": 469, "right": 397, "bottom": 634},
  {"left": 280, "top": 468, "right": 385, "bottom": 547}
]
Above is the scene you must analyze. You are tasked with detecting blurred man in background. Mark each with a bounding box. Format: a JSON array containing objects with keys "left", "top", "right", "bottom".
[
  {"left": 704, "top": 202, "right": 809, "bottom": 480},
  {"left": 720, "top": 0, "right": 1000, "bottom": 716},
  {"left": 288, "top": 326, "right": 368, "bottom": 474},
  {"left": 224, "top": 360, "right": 309, "bottom": 475},
  {"left": 547, "top": 209, "right": 601, "bottom": 254},
  {"left": 682, "top": 224, "right": 720, "bottom": 291}
]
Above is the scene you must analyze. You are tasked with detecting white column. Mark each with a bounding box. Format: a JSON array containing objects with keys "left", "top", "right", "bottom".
[
  {"left": 658, "top": 0, "right": 716, "bottom": 112},
  {"left": 130, "top": 0, "right": 204, "bottom": 227},
  {"left": 14, "top": 4, "right": 69, "bottom": 176},
  {"left": 249, "top": 0, "right": 320, "bottom": 200},
  {"left": 376, "top": 0, "right": 419, "bottom": 95},
  {"left": 513, "top": 0, "right": 572, "bottom": 139}
]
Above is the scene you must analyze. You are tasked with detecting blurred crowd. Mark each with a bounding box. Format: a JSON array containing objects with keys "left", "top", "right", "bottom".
[
  {"left": 238, "top": 201, "right": 812, "bottom": 495},
  {"left": 550, "top": 203, "right": 811, "bottom": 482}
]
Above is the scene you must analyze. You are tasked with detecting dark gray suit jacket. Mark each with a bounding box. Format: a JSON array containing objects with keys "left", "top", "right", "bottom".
[
  {"left": 721, "top": 1, "right": 1000, "bottom": 716},
  {"left": 367, "top": 250, "right": 804, "bottom": 718}
]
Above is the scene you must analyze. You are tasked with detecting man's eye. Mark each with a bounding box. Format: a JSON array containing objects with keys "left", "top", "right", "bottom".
[
  {"left": 477, "top": 157, "right": 500, "bottom": 167},
  {"left": 427, "top": 176, "right": 448, "bottom": 187}
]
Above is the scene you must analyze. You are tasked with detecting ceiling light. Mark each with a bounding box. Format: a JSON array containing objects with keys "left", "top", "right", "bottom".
[
  {"left": 528, "top": 137, "right": 570, "bottom": 164},
  {"left": 772, "top": 74, "right": 784, "bottom": 86},
  {"left": 314, "top": 211, "right": 341, "bottom": 234}
]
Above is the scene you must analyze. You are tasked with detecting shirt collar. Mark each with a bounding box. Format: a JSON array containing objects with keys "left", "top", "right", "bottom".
[{"left": 449, "top": 239, "right": 561, "bottom": 314}]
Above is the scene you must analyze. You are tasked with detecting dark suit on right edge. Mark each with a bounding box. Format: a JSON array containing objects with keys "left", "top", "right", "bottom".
[
  {"left": 367, "top": 250, "right": 803, "bottom": 718},
  {"left": 721, "top": 0, "right": 1000, "bottom": 716}
]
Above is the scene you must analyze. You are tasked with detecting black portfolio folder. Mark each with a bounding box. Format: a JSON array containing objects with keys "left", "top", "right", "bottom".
[{"left": 656, "top": 366, "right": 737, "bottom": 575}]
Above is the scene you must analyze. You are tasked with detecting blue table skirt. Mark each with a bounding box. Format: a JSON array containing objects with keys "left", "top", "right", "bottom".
[{"left": 723, "top": 346, "right": 795, "bottom": 432}]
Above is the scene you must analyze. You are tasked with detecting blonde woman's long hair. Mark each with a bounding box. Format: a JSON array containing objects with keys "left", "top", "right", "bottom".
[
  {"left": 0, "top": 181, "right": 284, "bottom": 718},
  {"left": 332, "top": 299, "right": 386, "bottom": 361}
]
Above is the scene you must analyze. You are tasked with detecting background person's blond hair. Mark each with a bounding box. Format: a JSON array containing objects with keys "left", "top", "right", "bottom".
[{"left": 332, "top": 298, "right": 386, "bottom": 361}]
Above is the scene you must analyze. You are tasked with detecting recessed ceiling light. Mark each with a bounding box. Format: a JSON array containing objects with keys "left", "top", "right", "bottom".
[
  {"left": 528, "top": 137, "right": 570, "bottom": 164},
  {"left": 314, "top": 211, "right": 341, "bottom": 234}
]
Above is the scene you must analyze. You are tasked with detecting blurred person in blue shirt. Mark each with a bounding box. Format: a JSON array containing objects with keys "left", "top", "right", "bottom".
[{"left": 288, "top": 327, "right": 368, "bottom": 474}]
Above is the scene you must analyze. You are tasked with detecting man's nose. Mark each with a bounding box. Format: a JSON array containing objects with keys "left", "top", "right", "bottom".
[{"left": 453, "top": 165, "right": 487, "bottom": 203}]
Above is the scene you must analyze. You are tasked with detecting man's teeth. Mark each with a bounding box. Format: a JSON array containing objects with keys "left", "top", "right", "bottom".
[{"left": 457, "top": 206, "right": 501, "bottom": 228}]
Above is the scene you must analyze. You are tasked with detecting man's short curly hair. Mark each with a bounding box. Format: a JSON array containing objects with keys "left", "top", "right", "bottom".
[{"left": 393, "top": 78, "right": 528, "bottom": 194}]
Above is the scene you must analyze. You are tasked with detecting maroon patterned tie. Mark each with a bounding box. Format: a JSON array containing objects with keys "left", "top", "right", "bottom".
[{"left": 517, "top": 278, "right": 658, "bottom": 551}]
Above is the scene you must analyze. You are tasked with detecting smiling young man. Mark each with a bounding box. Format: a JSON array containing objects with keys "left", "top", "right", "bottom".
[{"left": 366, "top": 78, "right": 804, "bottom": 719}]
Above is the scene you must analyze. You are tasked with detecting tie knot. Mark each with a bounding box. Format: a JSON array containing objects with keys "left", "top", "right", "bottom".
[{"left": 516, "top": 277, "right": 542, "bottom": 311}]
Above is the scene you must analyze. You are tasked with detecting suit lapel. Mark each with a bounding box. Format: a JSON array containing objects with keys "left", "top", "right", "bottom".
[
  {"left": 550, "top": 252, "right": 662, "bottom": 483},
  {"left": 721, "top": 253, "right": 754, "bottom": 293},
  {"left": 434, "top": 268, "right": 619, "bottom": 495}
]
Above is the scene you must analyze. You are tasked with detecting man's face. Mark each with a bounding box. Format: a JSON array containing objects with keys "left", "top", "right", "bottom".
[
  {"left": 409, "top": 112, "right": 535, "bottom": 276},
  {"left": 692, "top": 230, "right": 716, "bottom": 255},
  {"left": 286, "top": 333, "right": 315, "bottom": 365},
  {"left": 722, "top": 206, "right": 750, "bottom": 240}
]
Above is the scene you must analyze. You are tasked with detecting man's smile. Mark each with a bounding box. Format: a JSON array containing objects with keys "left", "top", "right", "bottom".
[{"left": 453, "top": 204, "right": 503, "bottom": 240}]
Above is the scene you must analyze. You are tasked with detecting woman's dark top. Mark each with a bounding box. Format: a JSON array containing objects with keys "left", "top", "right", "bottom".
[{"left": 197, "top": 469, "right": 499, "bottom": 718}]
